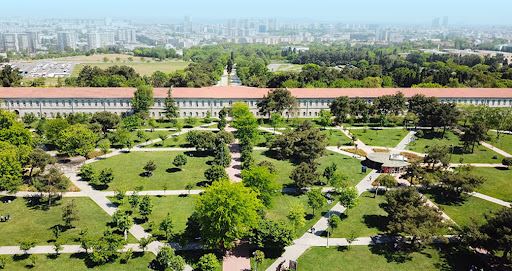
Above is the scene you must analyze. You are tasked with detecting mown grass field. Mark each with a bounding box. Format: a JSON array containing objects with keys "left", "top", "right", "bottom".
[
  {"left": 72, "top": 61, "right": 190, "bottom": 76},
  {"left": 350, "top": 128, "right": 409, "bottom": 147}
]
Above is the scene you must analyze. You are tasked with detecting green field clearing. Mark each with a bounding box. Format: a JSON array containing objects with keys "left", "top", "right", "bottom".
[
  {"left": 88, "top": 151, "right": 210, "bottom": 191},
  {"left": 408, "top": 130, "right": 504, "bottom": 163},
  {"left": 2, "top": 252, "right": 153, "bottom": 271},
  {"left": 473, "top": 167, "right": 512, "bottom": 202},
  {"left": 297, "top": 245, "right": 473, "bottom": 271},
  {"left": 350, "top": 128, "right": 409, "bottom": 147},
  {"left": 331, "top": 193, "right": 387, "bottom": 238},
  {"left": 0, "top": 197, "right": 130, "bottom": 246},
  {"left": 72, "top": 61, "right": 190, "bottom": 76}
]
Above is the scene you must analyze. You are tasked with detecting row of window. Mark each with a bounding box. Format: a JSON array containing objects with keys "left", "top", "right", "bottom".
[{"left": 6, "top": 98, "right": 512, "bottom": 108}]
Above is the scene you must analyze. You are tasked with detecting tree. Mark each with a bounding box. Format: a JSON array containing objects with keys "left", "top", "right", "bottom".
[
  {"left": 213, "top": 143, "right": 231, "bottom": 168},
  {"left": 159, "top": 213, "right": 174, "bottom": 241},
  {"left": 461, "top": 121, "right": 488, "bottom": 153},
  {"left": 62, "top": 199, "right": 79, "bottom": 229},
  {"left": 330, "top": 96, "right": 350, "bottom": 124},
  {"left": 307, "top": 189, "right": 326, "bottom": 216},
  {"left": 89, "top": 229, "right": 125, "bottom": 265},
  {"left": 327, "top": 214, "right": 341, "bottom": 247},
  {"left": 383, "top": 187, "right": 444, "bottom": 246},
  {"left": 317, "top": 109, "right": 333, "bottom": 129},
  {"left": 185, "top": 183, "right": 194, "bottom": 195},
  {"left": 19, "top": 240, "right": 35, "bottom": 254},
  {"left": 27, "top": 148, "right": 55, "bottom": 178},
  {"left": 97, "top": 139, "right": 111, "bottom": 155},
  {"left": 112, "top": 211, "right": 133, "bottom": 240},
  {"left": 34, "top": 167, "right": 70, "bottom": 207},
  {"left": 290, "top": 162, "right": 319, "bottom": 189},
  {"left": 231, "top": 102, "right": 259, "bottom": 142},
  {"left": 217, "top": 107, "right": 228, "bottom": 130},
  {"left": 204, "top": 165, "right": 228, "bottom": 183},
  {"left": 195, "top": 180, "right": 263, "bottom": 250},
  {"left": 97, "top": 168, "right": 114, "bottom": 187},
  {"left": 269, "top": 113, "right": 284, "bottom": 131},
  {"left": 78, "top": 229, "right": 93, "bottom": 254},
  {"left": 270, "top": 121, "right": 326, "bottom": 163},
  {"left": 257, "top": 88, "right": 297, "bottom": 117},
  {"left": 323, "top": 162, "right": 337, "bottom": 183},
  {"left": 287, "top": 203, "right": 306, "bottom": 229},
  {"left": 242, "top": 166, "right": 278, "bottom": 207},
  {"left": 339, "top": 187, "right": 358, "bottom": 213},
  {"left": 186, "top": 131, "right": 217, "bottom": 152},
  {"left": 138, "top": 195, "right": 153, "bottom": 221},
  {"left": 131, "top": 85, "right": 154, "bottom": 115},
  {"left": 57, "top": 124, "right": 98, "bottom": 157},
  {"left": 143, "top": 160, "right": 157, "bottom": 177},
  {"left": 53, "top": 240, "right": 63, "bottom": 256},
  {"left": 138, "top": 236, "right": 154, "bottom": 252},
  {"left": 249, "top": 220, "right": 294, "bottom": 255},
  {"left": 152, "top": 246, "right": 185, "bottom": 271},
  {"left": 79, "top": 165, "right": 96, "bottom": 183},
  {"left": 0, "top": 65, "right": 22, "bottom": 87},
  {"left": 0, "top": 146, "right": 23, "bottom": 192},
  {"left": 91, "top": 112, "right": 120, "bottom": 134},
  {"left": 462, "top": 208, "right": 512, "bottom": 262},
  {"left": 172, "top": 154, "right": 188, "bottom": 169},
  {"left": 253, "top": 250, "right": 265, "bottom": 271},
  {"left": 196, "top": 253, "right": 221, "bottom": 271},
  {"left": 424, "top": 144, "right": 450, "bottom": 169},
  {"left": 437, "top": 168, "right": 485, "bottom": 200}
]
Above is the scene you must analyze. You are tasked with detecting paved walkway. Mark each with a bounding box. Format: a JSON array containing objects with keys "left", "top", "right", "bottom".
[
  {"left": 395, "top": 131, "right": 416, "bottom": 151},
  {"left": 470, "top": 192, "right": 511, "bottom": 208},
  {"left": 258, "top": 126, "right": 283, "bottom": 135},
  {"left": 222, "top": 242, "right": 251, "bottom": 271},
  {"left": 326, "top": 146, "right": 366, "bottom": 160},
  {"left": 227, "top": 140, "right": 242, "bottom": 182},
  {"left": 480, "top": 141, "right": 512, "bottom": 157}
]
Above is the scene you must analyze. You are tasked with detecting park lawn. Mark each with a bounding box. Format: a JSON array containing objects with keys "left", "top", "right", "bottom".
[
  {"left": 350, "top": 128, "right": 409, "bottom": 147},
  {"left": 52, "top": 53, "right": 155, "bottom": 62},
  {"left": 297, "top": 245, "right": 473, "bottom": 271},
  {"left": 3, "top": 252, "right": 153, "bottom": 271},
  {"left": 331, "top": 193, "right": 387, "bottom": 238},
  {"left": 473, "top": 167, "right": 512, "bottom": 202},
  {"left": 89, "top": 151, "right": 210, "bottom": 191},
  {"left": 72, "top": 60, "right": 190, "bottom": 76},
  {"left": 141, "top": 195, "right": 196, "bottom": 234},
  {"left": 142, "top": 133, "right": 190, "bottom": 148},
  {"left": 486, "top": 132, "right": 512, "bottom": 155},
  {"left": 408, "top": 130, "right": 504, "bottom": 163},
  {"left": 427, "top": 193, "right": 504, "bottom": 227},
  {"left": 259, "top": 118, "right": 323, "bottom": 129},
  {"left": 265, "top": 193, "right": 336, "bottom": 237},
  {"left": 268, "top": 62, "right": 303, "bottom": 72},
  {"left": 317, "top": 151, "right": 368, "bottom": 187},
  {"left": 321, "top": 129, "right": 353, "bottom": 146},
  {"left": 0, "top": 197, "right": 121, "bottom": 246},
  {"left": 253, "top": 150, "right": 366, "bottom": 188}
]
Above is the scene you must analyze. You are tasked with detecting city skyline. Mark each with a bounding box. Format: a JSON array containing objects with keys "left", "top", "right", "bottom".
[{"left": 4, "top": 0, "right": 512, "bottom": 25}]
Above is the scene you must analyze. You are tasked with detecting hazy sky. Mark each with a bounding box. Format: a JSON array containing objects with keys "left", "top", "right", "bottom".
[{"left": 4, "top": 0, "right": 512, "bottom": 25}]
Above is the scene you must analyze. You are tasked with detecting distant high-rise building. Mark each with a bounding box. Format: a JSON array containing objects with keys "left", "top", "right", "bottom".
[
  {"left": 57, "top": 32, "right": 77, "bottom": 50},
  {"left": 100, "top": 31, "right": 115, "bottom": 47},
  {"left": 87, "top": 32, "right": 101, "bottom": 50},
  {"left": 2, "top": 33, "right": 19, "bottom": 52},
  {"left": 432, "top": 17, "right": 440, "bottom": 28},
  {"left": 116, "top": 29, "right": 136, "bottom": 44},
  {"left": 442, "top": 16, "right": 449, "bottom": 27},
  {"left": 17, "top": 33, "right": 31, "bottom": 52}
]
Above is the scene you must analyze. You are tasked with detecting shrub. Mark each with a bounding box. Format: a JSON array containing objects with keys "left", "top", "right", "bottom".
[{"left": 373, "top": 174, "right": 398, "bottom": 188}]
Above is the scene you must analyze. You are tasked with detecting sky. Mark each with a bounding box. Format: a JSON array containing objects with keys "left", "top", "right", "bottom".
[{"left": 4, "top": 0, "right": 512, "bottom": 25}]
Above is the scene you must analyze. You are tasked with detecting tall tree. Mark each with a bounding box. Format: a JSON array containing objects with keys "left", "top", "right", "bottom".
[
  {"left": 290, "top": 162, "right": 319, "bottom": 189},
  {"left": 257, "top": 88, "right": 297, "bottom": 117},
  {"left": 0, "top": 65, "right": 22, "bottom": 87},
  {"left": 131, "top": 84, "right": 154, "bottom": 115},
  {"left": 195, "top": 180, "right": 263, "bottom": 250},
  {"left": 57, "top": 124, "right": 98, "bottom": 157},
  {"left": 307, "top": 189, "right": 326, "bottom": 216},
  {"left": 242, "top": 166, "right": 278, "bottom": 207},
  {"left": 383, "top": 187, "right": 444, "bottom": 246},
  {"left": 33, "top": 167, "right": 70, "bottom": 206},
  {"left": 62, "top": 199, "right": 79, "bottom": 229},
  {"left": 163, "top": 88, "right": 180, "bottom": 121},
  {"left": 330, "top": 96, "right": 350, "bottom": 124}
]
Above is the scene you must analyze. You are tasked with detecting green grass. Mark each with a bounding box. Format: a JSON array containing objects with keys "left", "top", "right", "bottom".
[
  {"left": 268, "top": 62, "right": 303, "bottom": 72},
  {"left": 0, "top": 197, "right": 124, "bottom": 246},
  {"left": 317, "top": 151, "right": 368, "bottom": 187},
  {"left": 408, "top": 130, "right": 504, "bottom": 163},
  {"left": 142, "top": 133, "right": 190, "bottom": 148},
  {"left": 427, "top": 192, "right": 504, "bottom": 226},
  {"left": 89, "top": 151, "right": 210, "bottom": 191},
  {"left": 350, "top": 128, "right": 409, "bottom": 147},
  {"left": 142, "top": 195, "right": 196, "bottom": 234},
  {"left": 253, "top": 150, "right": 366, "bottom": 188},
  {"left": 297, "top": 245, "right": 474, "bottom": 271},
  {"left": 2, "top": 252, "right": 153, "bottom": 271},
  {"left": 331, "top": 193, "right": 387, "bottom": 238},
  {"left": 265, "top": 193, "right": 335, "bottom": 236},
  {"left": 486, "top": 132, "right": 512, "bottom": 155},
  {"left": 72, "top": 60, "right": 190, "bottom": 76},
  {"left": 472, "top": 167, "right": 512, "bottom": 202},
  {"left": 321, "top": 129, "right": 353, "bottom": 146}
]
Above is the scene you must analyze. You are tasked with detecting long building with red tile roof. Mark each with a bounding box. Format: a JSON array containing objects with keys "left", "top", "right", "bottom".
[{"left": 0, "top": 86, "right": 511, "bottom": 118}]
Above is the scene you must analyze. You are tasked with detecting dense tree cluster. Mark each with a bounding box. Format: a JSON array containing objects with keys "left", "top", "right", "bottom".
[
  {"left": 132, "top": 47, "right": 177, "bottom": 60},
  {"left": 65, "top": 65, "right": 144, "bottom": 87}
]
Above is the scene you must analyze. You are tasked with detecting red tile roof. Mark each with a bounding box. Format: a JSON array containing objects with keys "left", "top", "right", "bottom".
[{"left": 0, "top": 86, "right": 512, "bottom": 99}]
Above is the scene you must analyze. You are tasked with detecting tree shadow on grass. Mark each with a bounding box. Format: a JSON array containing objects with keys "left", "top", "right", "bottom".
[
  {"left": 368, "top": 243, "right": 414, "bottom": 263},
  {"left": 184, "top": 151, "right": 210, "bottom": 158},
  {"left": 23, "top": 196, "right": 61, "bottom": 211},
  {"left": 166, "top": 168, "right": 181, "bottom": 173},
  {"left": 363, "top": 214, "right": 388, "bottom": 232}
]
